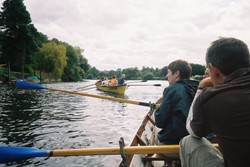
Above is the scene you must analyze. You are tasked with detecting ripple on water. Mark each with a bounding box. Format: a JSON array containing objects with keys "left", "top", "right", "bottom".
[{"left": 0, "top": 80, "right": 166, "bottom": 166}]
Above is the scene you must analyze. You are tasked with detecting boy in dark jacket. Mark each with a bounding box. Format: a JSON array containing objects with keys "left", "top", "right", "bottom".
[{"left": 154, "top": 59, "right": 198, "bottom": 144}]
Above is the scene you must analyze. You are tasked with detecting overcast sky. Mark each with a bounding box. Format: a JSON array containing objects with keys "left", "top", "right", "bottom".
[{"left": 1, "top": 0, "right": 250, "bottom": 70}]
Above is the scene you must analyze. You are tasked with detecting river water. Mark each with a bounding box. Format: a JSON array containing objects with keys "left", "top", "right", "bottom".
[{"left": 0, "top": 80, "right": 168, "bottom": 167}]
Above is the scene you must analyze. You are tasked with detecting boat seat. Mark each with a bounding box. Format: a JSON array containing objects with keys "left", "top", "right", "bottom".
[{"left": 142, "top": 153, "right": 181, "bottom": 167}]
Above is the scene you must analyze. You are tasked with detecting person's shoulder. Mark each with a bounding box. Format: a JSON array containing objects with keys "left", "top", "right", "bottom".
[
  {"left": 171, "top": 80, "right": 189, "bottom": 88},
  {"left": 180, "top": 79, "right": 199, "bottom": 86},
  {"left": 164, "top": 83, "right": 180, "bottom": 93},
  {"left": 195, "top": 86, "right": 216, "bottom": 107}
]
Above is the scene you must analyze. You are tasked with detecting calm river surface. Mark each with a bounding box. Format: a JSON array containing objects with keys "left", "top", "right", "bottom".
[{"left": 0, "top": 80, "right": 168, "bottom": 167}]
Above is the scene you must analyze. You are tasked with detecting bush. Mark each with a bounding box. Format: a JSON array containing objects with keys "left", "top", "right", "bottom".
[
  {"left": 142, "top": 72, "right": 154, "bottom": 80},
  {"left": 87, "top": 74, "right": 93, "bottom": 79}
]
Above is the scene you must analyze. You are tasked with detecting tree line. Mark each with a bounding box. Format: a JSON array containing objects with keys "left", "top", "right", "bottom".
[
  {"left": 87, "top": 64, "right": 206, "bottom": 81},
  {"left": 0, "top": 0, "right": 206, "bottom": 83}
]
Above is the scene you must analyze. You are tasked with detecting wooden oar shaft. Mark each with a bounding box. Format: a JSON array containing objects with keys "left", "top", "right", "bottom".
[
  {"left": 126, "top": 80, "right": 147, "bottom": 84},
  {"left": 77, "top": 83, "right": 95, "bottom": 89},
  {"left": 84, "top": 84, "right": 95, "bottom": 87},
  {"left": 78, "top": 86, "right": 96, "bottom": 91},
  {"left": 48, "top": 88, "right": 150, "bottom": 107},
  {"left": 51, "top": 144, "right": 218, "bottom": 156},
  {"left": 15, "top": 80, "right": 158, "bottom": 108},
  {"left": 52, "top": 145, "right": 178, "bottom": 156}
]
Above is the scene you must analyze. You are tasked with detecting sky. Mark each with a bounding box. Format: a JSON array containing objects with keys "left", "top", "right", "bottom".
[{"left": 1, "top": 0, "right": 250, "bottom": 70}]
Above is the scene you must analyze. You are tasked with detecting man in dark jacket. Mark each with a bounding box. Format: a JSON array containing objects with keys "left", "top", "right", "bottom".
[{"left": 154, "top": 59, "right": 198, "bottom": 144}]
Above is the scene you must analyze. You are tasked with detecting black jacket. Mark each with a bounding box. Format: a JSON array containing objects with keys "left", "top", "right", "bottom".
[{"left": 155, "top": 79, "right": 198, "bottom": 144}]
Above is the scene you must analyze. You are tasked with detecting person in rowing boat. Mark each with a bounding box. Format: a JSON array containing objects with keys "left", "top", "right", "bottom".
[
  {"left": 101, "top": 77, "right": 109, "bottom": 86},
  {"left": 154, "top": 59, "right": 199, "bottom": 145},
  {"left": 118, "top": 74, "right": 126, "bottom": 85},
  {"left": 200, "top": 67, "right": 217, "bottom": 142},
  {"left": 203, "top": 68, "right": 210, "bottom": 78},
  {"left": 180, "top": 37, "right": 250, "bottom": 167},
  {"left": 108, "top": 76, "right": 118, "bottom": 86},
  {"left": 96, "top": 76, "right": 109, "bottom": 86}
]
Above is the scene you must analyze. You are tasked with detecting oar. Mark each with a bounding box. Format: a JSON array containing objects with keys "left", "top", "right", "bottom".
[
  {"left": 128, "top": 84, "right": 161, "bottom": 86},
  {"left": 77, "top": 86, "right": 96, "bottom": 91},
  {"left": 15, "top": 80, "right": 158, "bottom": 108},
  {"left": 0, "top": 144, "right": 219, "bottom": 163},
  {"left": 76, "top": 83, "right": 96, "bottom": 90},
  {"left": 125, "top": 80, "right": 147, "bottom": 84}
]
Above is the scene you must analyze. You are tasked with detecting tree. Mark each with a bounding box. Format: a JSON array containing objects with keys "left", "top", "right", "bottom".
[
  {"left": 161, "top": 66, "right": 168, "bottom": 76},
  {"left": 0, "top": 30, "right": 3, "bottom": 64},
  {"left": 39, "top": 41, "right": 67, "bottom": 80},
  {"left": 142, "top": 71, "right": 154, "bottom": 80},
  {"left": 190, "top": 63, "right": 206, "bottom": 76},
  {"left": 30, "top": 32, "right": 48, "bottom": 75},
  {"left": 122, "top": 67, "right": 141, "bottom": 80},
  {"left": 89, "top": 66, "right": 100, "bottom": 78},
  {"left": 0, "top": 0, "right": 41, "bottom": 79},
  {"left": 57, "top": 43, "right": 90, "bottom": 81}
]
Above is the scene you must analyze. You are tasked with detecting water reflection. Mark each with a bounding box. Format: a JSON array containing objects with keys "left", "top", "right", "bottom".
[{"left": 0, "top": 85, "right": 42, "bottom": 146}]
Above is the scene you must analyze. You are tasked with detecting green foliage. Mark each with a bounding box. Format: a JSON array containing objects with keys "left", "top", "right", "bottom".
[
  {"left": 0, "top": 67, "right": 4, "bottom": 80},
  {"left": 122, "top": 67, "right": 141, "bottom": 80},
  {"left": 89, "top": 63, "right": 206, "bottom": 80},
  {"left": 0, "top": 0, "right": 40, "bottom": 75},
  {"left": 39, "top": 41, "right": 67, "bottom": 80},
  {"left": 87, "top": 74, "right": 93, "bottom": 79},
  {"left": 88, "top": 66, "right": 100, "bottom": 78},
  {"left": 161, "top": 66, "right": 168, "bottom": 76},
  {"left": 142, "top": 71, "right": 154, "bottom": 80},
  {"left": 57, "top": 41, "right": 90, "bottom": 82},
  {"left": 190, "top": 63, "right": 206, "bottom": 76}
]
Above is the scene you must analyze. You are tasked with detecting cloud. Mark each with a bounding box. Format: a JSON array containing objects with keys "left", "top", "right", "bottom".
[{"left": 1, "top": 0, "right": 250, "bottom": 70}]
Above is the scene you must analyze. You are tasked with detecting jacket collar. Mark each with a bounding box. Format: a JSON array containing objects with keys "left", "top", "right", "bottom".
[{"left": 224, "top": 68, "right": 250, "bottom": 83}]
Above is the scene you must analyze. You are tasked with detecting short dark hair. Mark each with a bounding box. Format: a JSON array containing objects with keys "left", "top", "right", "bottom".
[
  {"left": 206, "top": 37, "right": 250, "bottom": 75},
  {"left": 168, "top": 59, "right": 192, "bottom": 80}
]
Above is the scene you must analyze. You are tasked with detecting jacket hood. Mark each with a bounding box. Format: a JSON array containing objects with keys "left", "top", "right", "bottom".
[{"left": 178, "top": 79, "right": 199, "bottom": 99}]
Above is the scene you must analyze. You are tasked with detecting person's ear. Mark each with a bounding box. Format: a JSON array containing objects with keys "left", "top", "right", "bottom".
[
  {"left": 208, "top": 63, "right": 226, "bottom": 85},
  {"left": 209, "top": 63, "right": 220, "bottom": 77},
  {"left": 174, "top": 70, "right": 180, "bottom": 79}
]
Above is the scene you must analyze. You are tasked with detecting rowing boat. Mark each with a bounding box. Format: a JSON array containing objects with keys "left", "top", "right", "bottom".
[
  {"left": 117, "top": 99, "right": 181, "bottom": 167},
  {"left": 95, "top": 82, "right": 127, "bottom": 95},
  {"left": 117, "top": 103, "right": 219, "bottom": 167}
]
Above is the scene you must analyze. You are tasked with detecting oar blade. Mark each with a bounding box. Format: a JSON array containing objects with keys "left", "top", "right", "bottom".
[
  {"left": 0, "top": 146, "right": 48, "bottom": 163},
  {"left": 16, "top": 80, "right": 46, "bottom": 89}
]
